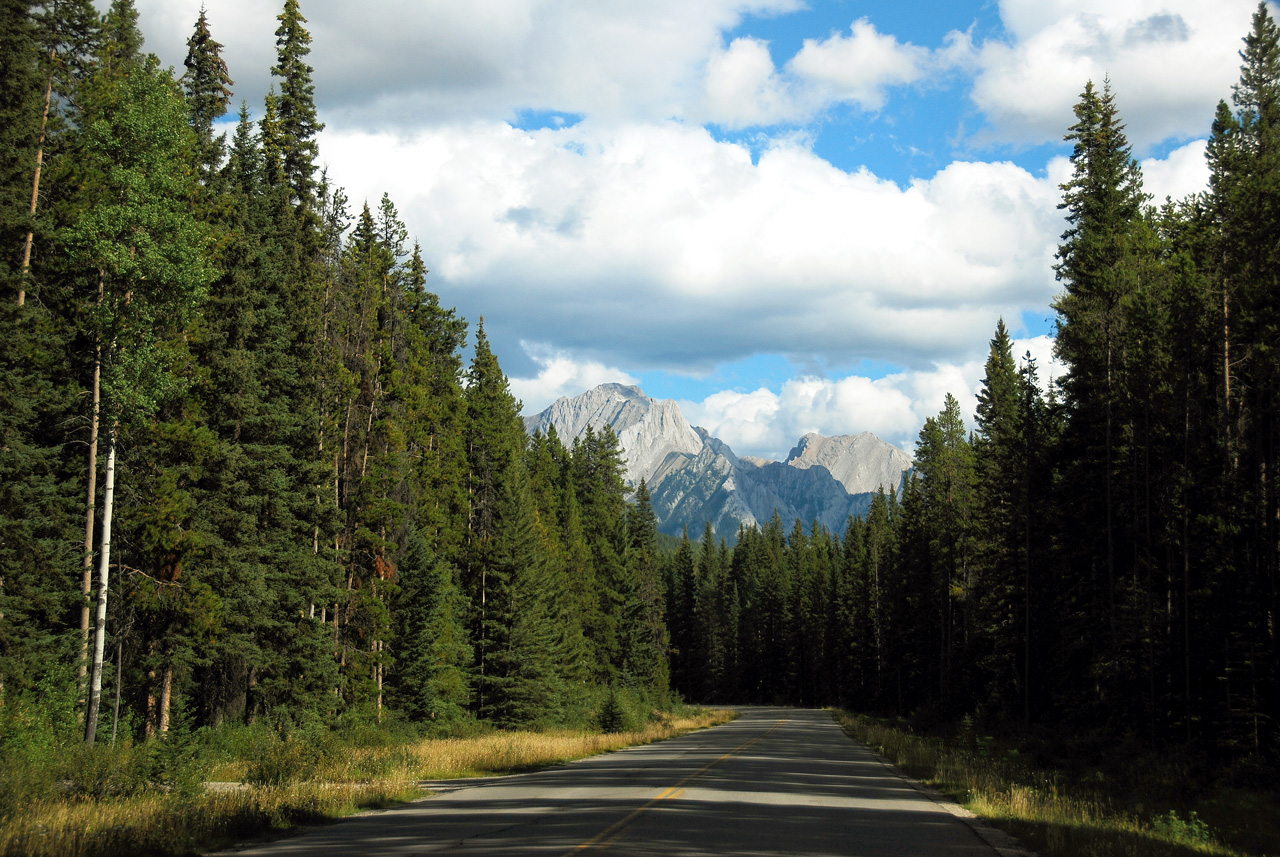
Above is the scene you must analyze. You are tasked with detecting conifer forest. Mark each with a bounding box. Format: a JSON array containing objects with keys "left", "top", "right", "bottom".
[{"left": 0, "top": 0, "right": 1277, "bottom": 794}]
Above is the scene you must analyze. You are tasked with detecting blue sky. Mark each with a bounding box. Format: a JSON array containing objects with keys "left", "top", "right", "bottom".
[{"left": 131, "top": 0, "right": 1251, "bottom": 455}]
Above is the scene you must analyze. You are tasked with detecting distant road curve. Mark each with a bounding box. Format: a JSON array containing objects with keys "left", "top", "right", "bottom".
[{"left": 214, "top": 707, "right": 1019, "bottom": 856}]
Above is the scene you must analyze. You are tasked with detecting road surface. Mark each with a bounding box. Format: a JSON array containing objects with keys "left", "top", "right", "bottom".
[{"left": 216, "top": 707, "right": 1008, "bottom": 856}]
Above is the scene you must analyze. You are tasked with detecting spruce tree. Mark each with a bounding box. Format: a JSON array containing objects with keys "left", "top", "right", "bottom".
[
  {"left": 271, "top": 0, "right": 323, "bottom": 208},
  {"left": 623, "top": 480, "right": 669, "bottom": 695},
  {"left": 181, "top": 8, "right": 233, "bottom": 183}
]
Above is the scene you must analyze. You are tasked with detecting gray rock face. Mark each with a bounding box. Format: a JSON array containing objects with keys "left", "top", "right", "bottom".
[
  {"left": 524, "top": 383, "right": 703, "bottom": 487},
  {"left": 784, "top": 431, "right": 914, "bottom": 495},
  {"left": 526, "top": 384, "right": 911, "bottom": 539}
]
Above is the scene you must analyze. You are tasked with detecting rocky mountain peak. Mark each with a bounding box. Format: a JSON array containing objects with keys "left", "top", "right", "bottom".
[
  {"left": 527, "top": 384, "right": 913, "bottom": 539},
  {"left": 525, "top": 383, "right": 703, "bottom": 487},
  {"left": 784, "top": 430, "right": 912, "bottom": 495}
]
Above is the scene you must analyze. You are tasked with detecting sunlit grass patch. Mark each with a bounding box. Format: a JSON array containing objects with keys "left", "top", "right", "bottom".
[
  {"left": 834, "top": 711, "right": 1272, "bottom": 857},
  {"left": 0, "top": 708, "right": 734, "bottom": 857}
]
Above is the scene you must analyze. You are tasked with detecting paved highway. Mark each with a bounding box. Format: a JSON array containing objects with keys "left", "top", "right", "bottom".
[{"left": 216, "top": 707, "right": 1009, "bottom": 856}]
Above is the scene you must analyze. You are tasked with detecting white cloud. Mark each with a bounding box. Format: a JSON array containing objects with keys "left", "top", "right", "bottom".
[
  {"left": 1141, "top": 139, "right": 1210, "bottom": 203},
  {"left": 129, "top": 0, "right": 804, "bottom": 129},
  {"left": 681, "top": 334, "right": 1060, "bottom": 459},
  {"left": 698, "top": 19, "right": 952, "bottom": 129},
  {"left": 319, "top": 120, "right": 1067, "bottom": 376},
  {"left": 788, "top": 19, "right": 931, "bottom": 111},
  {"left": 969, "top": 0, "right": 1257, "bottom": 149},
  {"left": 702, "top": 37, "right": 801, "bottom": 127},
  {"left": 509, "top": 343, "right": 639, "bottom": 415}
]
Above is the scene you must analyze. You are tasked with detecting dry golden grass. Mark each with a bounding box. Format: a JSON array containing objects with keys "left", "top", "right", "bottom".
[
  {"left": 836, "top": 712, "right": 1249, "bottom": 857},
  {"left": 0, "top": 709, "right": 734, "bottom": 857}
]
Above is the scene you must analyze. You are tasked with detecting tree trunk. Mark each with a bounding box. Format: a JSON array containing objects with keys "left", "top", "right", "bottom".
[
  {"left": 111, "top": 636, "right": 122, "bottom": 745},
  {"left": 84, "top": 423, "right": 118, "bottom": 745},
  {"left": 18, "top": 67, "right": 54, "bottom": 307},
  {"left": 159, "top": 663, "right": 173, "bottom": 733},
  {"left": 79, "top": 284, "right": 103, "bottom": 681}
]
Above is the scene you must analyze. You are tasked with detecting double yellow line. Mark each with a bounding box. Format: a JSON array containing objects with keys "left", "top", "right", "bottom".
[{"left": 565, "top": 719, "right": 786, "bottom": 854}]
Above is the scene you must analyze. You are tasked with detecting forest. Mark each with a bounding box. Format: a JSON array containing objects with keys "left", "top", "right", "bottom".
[{"left": 0, "top": 0, "right": 1277, "bottom": 799}]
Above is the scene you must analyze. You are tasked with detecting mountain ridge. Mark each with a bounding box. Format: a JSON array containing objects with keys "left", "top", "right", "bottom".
[{"left": 526, "top": 384, "right": 913, "bottom": 538}]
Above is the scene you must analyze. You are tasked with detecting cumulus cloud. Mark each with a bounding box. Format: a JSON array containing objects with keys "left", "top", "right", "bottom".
[
  {"left": 319, "top": 120, "right": 1067, "bottom": 378},
  {"left": 1141, "top": 139, "right": 1210, "bottom": 203},
  {"left": 967, "top": 0, "right": 1257, "bottom": 149},
  {"left": 681, "top": 334, "right": 1060, "bottom": 458},
  {"left": 129, "top": 0, "right": 804, "bottom": 129},
  {"left": 509, "top": 343, "right": 639, "bottom": 415},
  {"left": 788, "top": 19, "right": 931, "bottom": 110},
  {"left": 699, "top": 19, "right": 952, "bottom": 129}
]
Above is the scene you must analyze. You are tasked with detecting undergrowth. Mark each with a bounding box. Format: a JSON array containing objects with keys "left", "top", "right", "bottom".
[
  {"left": 835, "top": 710, "right": 1280, "bottom": 857},
  {"left": 0, "top": 683, "right": 732, "bottom": 857}
]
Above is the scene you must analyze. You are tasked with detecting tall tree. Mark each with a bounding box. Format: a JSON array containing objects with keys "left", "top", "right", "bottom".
[
  {"left": 181, "top": 8, "right": 233, "bottom": 183},
  {"left": 67, "top": 57, "right": 214, "bottom": 742},
  {"left": 271, "top": 0, "right": 323, "bottom": 208},
  {"left": 1052, "top": 78, "right": 1151, "bottom": 724}
]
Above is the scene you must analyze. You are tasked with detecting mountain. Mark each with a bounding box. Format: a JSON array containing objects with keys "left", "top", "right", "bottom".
[
  {"left": 784, "top": 431, "right": 914, "bottom": 496},
  {"left": 526, "top": 384, "right": 913, "bottom": 539},
  {"left": 525, "top": 383, "right": 702, "bottom": 487}
]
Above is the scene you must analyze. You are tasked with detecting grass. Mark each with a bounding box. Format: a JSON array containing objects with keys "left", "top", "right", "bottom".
[
  {"left": 0, "top": 708, "right": 734, "bottom": 857},
  {"left": 835, "top": 711, "right": 1280, "bottom": 857}
]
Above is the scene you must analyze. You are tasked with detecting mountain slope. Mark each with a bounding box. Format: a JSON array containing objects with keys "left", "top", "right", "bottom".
[
  {"left": 526, "top": 384, "right": 911, "bottom": 538},
  {"left": 784, "top": 431, "right": 913, "bottom": 495},
  {"left": 525, "top": 383, "right": 702, "bottom": 487}
]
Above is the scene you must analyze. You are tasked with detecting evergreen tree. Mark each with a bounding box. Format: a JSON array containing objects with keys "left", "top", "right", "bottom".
[
  {"left": 913, "top": 395, "right": 976, "bottom": 713},
  {"left": 1052, "top": 78, "right": 1152, "bottom": 728},
  {"left": 97, "top": 0, "right": 142, "bottom": 75},
  {"left": 623, "top": 480, "right": 668, "bottom": 694},
  {"left": 181, "top": 8, "right": 233, "bottom": 183},
  {"left": 389, "top": 529, "right": 471, "bottom": 722},
  {"left": 1204, "top": 2, "right": 1280, "bottom": 749},
  {"left": 270, "top": 0, "right": 323, "bottom": 208}
]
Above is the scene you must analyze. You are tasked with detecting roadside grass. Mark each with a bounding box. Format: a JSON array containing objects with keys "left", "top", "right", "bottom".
[
  {"left": 835, "top": 711, "right": 1279, "bottom": 857},
  {"left": 0, "top": 708, "right": 733, "bottom": 857}
]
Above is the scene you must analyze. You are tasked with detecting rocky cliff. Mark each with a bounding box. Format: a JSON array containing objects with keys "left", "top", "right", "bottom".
[{"left": 526, "top": 384, "right": 911, "bottom": 539}]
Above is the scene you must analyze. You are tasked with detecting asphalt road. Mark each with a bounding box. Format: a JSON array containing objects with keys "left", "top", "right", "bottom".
[{"left": 216, "top": 707, "right": 1005, "bottom": 856}]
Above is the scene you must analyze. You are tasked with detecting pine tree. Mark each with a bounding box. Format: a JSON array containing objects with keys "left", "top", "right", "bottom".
[
  {"left": 16, "top": 0, "right": 99, "bottom": 305},
  {"left": 623, "top": 480, "right": 669, "bottom": 695},
  {"left": 480, "top": 461, "right": 561, "bottom": 726},
  {"left": 181, "top": 8, "right": 233, "bottom": 183},
  {"left": 271, "top": 0, "right": 323, "bottom": 208},
  {"left": 1204, "top": 2, "right": 1280, "bottom": 749},
  {"left": 0, "top": 13, "right": 81, "bottom": 688},
  {"left": 390, "top": 529, "right": 471, "bottom": 722},
  {"left": 913, "top": 394, "right": 976, "bottom": 713},
  {"left": 1052, "top": 78, "right": 1152, "bottom": 726},
  {"left": 97, "top": 0, "right": 142, "bottom": 76},
  {"left": 462, "top": 320, "right": 527, "bottom": 714}
]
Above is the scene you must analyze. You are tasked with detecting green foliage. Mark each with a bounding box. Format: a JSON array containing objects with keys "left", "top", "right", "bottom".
[
  {"left": 1150, "top": 810, "right": 1213, "bottom": 846},
  {"left": 270, "top": 0, "right": 322, "bottom": 206},
  {"left": 181, "top": 8, "right": 233, "bottom": 181},
  {"left": 596, "top": 686, "right": 625, "bottom": 733}
]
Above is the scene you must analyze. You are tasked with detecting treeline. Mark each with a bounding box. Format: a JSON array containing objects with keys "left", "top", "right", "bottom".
[
  {"left": 0, "top": 0, "right": 668, "bottom": 740},
  {"left": 666, "top": 7, "right": 1279, "bottom": 761}
]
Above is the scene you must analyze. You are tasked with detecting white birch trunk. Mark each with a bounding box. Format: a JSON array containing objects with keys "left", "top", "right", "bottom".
[{"left": 84, "top": 424, "right": 117, "bottom": 744}]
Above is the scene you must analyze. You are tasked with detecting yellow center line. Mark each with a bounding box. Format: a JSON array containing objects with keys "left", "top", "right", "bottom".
[{"left": 564, "top": 719, "right": 786, "bottom": 855}]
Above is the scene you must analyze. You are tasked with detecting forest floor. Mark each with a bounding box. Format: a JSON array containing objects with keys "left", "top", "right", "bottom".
[
  {"left": 0, "top": 707, "right": 734, "bottom": 857},
  {"left": 836, "top": 710, "right": 1280, "bottom": 857}
]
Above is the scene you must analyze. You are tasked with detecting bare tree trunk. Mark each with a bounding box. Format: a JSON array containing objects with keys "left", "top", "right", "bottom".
[
  {"left": 159, "top": 663, "right": 173, "bottom": 733},
  {"left": 374, "top": 638, "right": 382, "bottom": 724},
  {"left": 18, "top": 67, "right": 54, "bottom": 307},
  {"left": 111, "top": 636, "right": 122, "bottom": 745},
  {"left": 79, "top": 282, "right": 103, "bottom": 681},
  {"left": 84, "top": 423, "right": 117, "bottom": 745}
]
